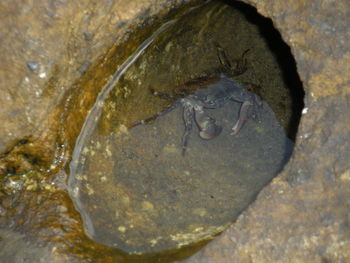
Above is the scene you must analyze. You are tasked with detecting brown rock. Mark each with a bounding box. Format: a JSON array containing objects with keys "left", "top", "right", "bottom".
[
  {"left": 0, "top": 0, "right": 349, "bottom": 262},
  {"left": 181, "top": 0, "right": 350, "bottom": 262}
]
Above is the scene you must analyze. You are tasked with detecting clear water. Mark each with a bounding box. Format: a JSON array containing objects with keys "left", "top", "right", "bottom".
[{"left": 68, "top": 1, "right": 294, "bottom": 255}]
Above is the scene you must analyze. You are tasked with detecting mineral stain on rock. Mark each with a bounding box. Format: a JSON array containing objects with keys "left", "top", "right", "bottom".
[{"left": 68, "top": 0, "right": 296, "bottom": 255}]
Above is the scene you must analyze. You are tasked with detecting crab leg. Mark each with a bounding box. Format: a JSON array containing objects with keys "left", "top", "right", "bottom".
[
  {"left": 130, "top": 101, "right": 180, "bottom": 128},
  {"left": 181, "top": 106, "right": 194, "bottom": 155},
  {"left": 231, "top": 100, "right": 254, "bottom": 135},
  {"left": 151, "top": 89, "right": 183, "bottom": 100},
  {"left": 215, "top": 42, "right": 249, "bottom": 76}
]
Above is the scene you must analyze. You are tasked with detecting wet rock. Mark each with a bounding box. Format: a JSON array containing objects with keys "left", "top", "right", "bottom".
[
  {"left": 26, "top": 61, "right": 40, "bottom": 72},
  {"left": 0, "top": 0, "right": 196, "bottom": 154},
  {"left": 0, "top": 0, "right": 349, "bottom": 262},
  {"left": 179, "top": 0, "right": 350, "bottom": 262}
]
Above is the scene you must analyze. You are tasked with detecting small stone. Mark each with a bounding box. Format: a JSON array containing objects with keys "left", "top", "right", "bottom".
[
  {"left": 83, "top": 31, "right": 93, "bottom": 41},
  {"left": 142, "top": 201, "right": 154, "bottom": 211},
  {"left": 26, "top": 61, "right": 39, "bottom": 71},
  {"left": 118, "top": 226, "right": 126, "bottom": 233},
  {"left": 39, "top": 71, "right": 47, "bottom": 78}
]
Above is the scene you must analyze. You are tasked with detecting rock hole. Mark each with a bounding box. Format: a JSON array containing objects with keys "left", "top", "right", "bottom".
[{"left": 68, "top": 0, "right": 304, "bottom": 261}]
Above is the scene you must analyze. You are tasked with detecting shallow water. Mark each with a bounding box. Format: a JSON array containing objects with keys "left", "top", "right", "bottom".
[{"left": 69, "top": 0, "right": 294, "bottom": 256}]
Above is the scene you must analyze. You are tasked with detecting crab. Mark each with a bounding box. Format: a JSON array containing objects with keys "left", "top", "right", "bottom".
[{"left": 133, "top": 46, "right": 262, "bottom": 155}]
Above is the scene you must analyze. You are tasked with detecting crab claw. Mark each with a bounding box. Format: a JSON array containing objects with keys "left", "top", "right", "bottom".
[
  {"left": 194, "top": 108, "right": 222, "bottom": 140},
  {"left": 199, "top": 124, "right": 222, "bottom": 140}
]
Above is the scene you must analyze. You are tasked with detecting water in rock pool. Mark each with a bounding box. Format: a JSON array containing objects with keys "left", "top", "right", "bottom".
[{"left": 68, "top": 0, "right": 295, "bottom": 256}]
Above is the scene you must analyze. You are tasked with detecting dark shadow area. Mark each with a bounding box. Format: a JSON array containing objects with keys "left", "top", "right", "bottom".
[{"left": 222, "top": 0, "right": 304, "bottom": 141}]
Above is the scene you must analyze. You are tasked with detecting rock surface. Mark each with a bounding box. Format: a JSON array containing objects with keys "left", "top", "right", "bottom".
[
  {"left": 180, "top": 0, "right": 350, "bottom": 262},
  {"left": 0, "top": 0, "right": 349, "bottom": 262}
]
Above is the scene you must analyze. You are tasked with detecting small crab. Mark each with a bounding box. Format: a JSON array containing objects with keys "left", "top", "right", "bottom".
[
  {"left": 133, "top": 46, "right": 262, "bottom": 154},
  {"left": 150, "top": 75, "right": 262, "bottom": 154}
]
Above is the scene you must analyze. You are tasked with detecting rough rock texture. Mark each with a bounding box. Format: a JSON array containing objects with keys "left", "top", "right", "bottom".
[
  {"left": 180, "top": 0, "right": 350, "bottom": 262},
  {"left": 0, "top": 0, "right": 194, "bottom": 155},
  {"left": 0, "top": 0, "right": 349, "bottom": 262}
]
